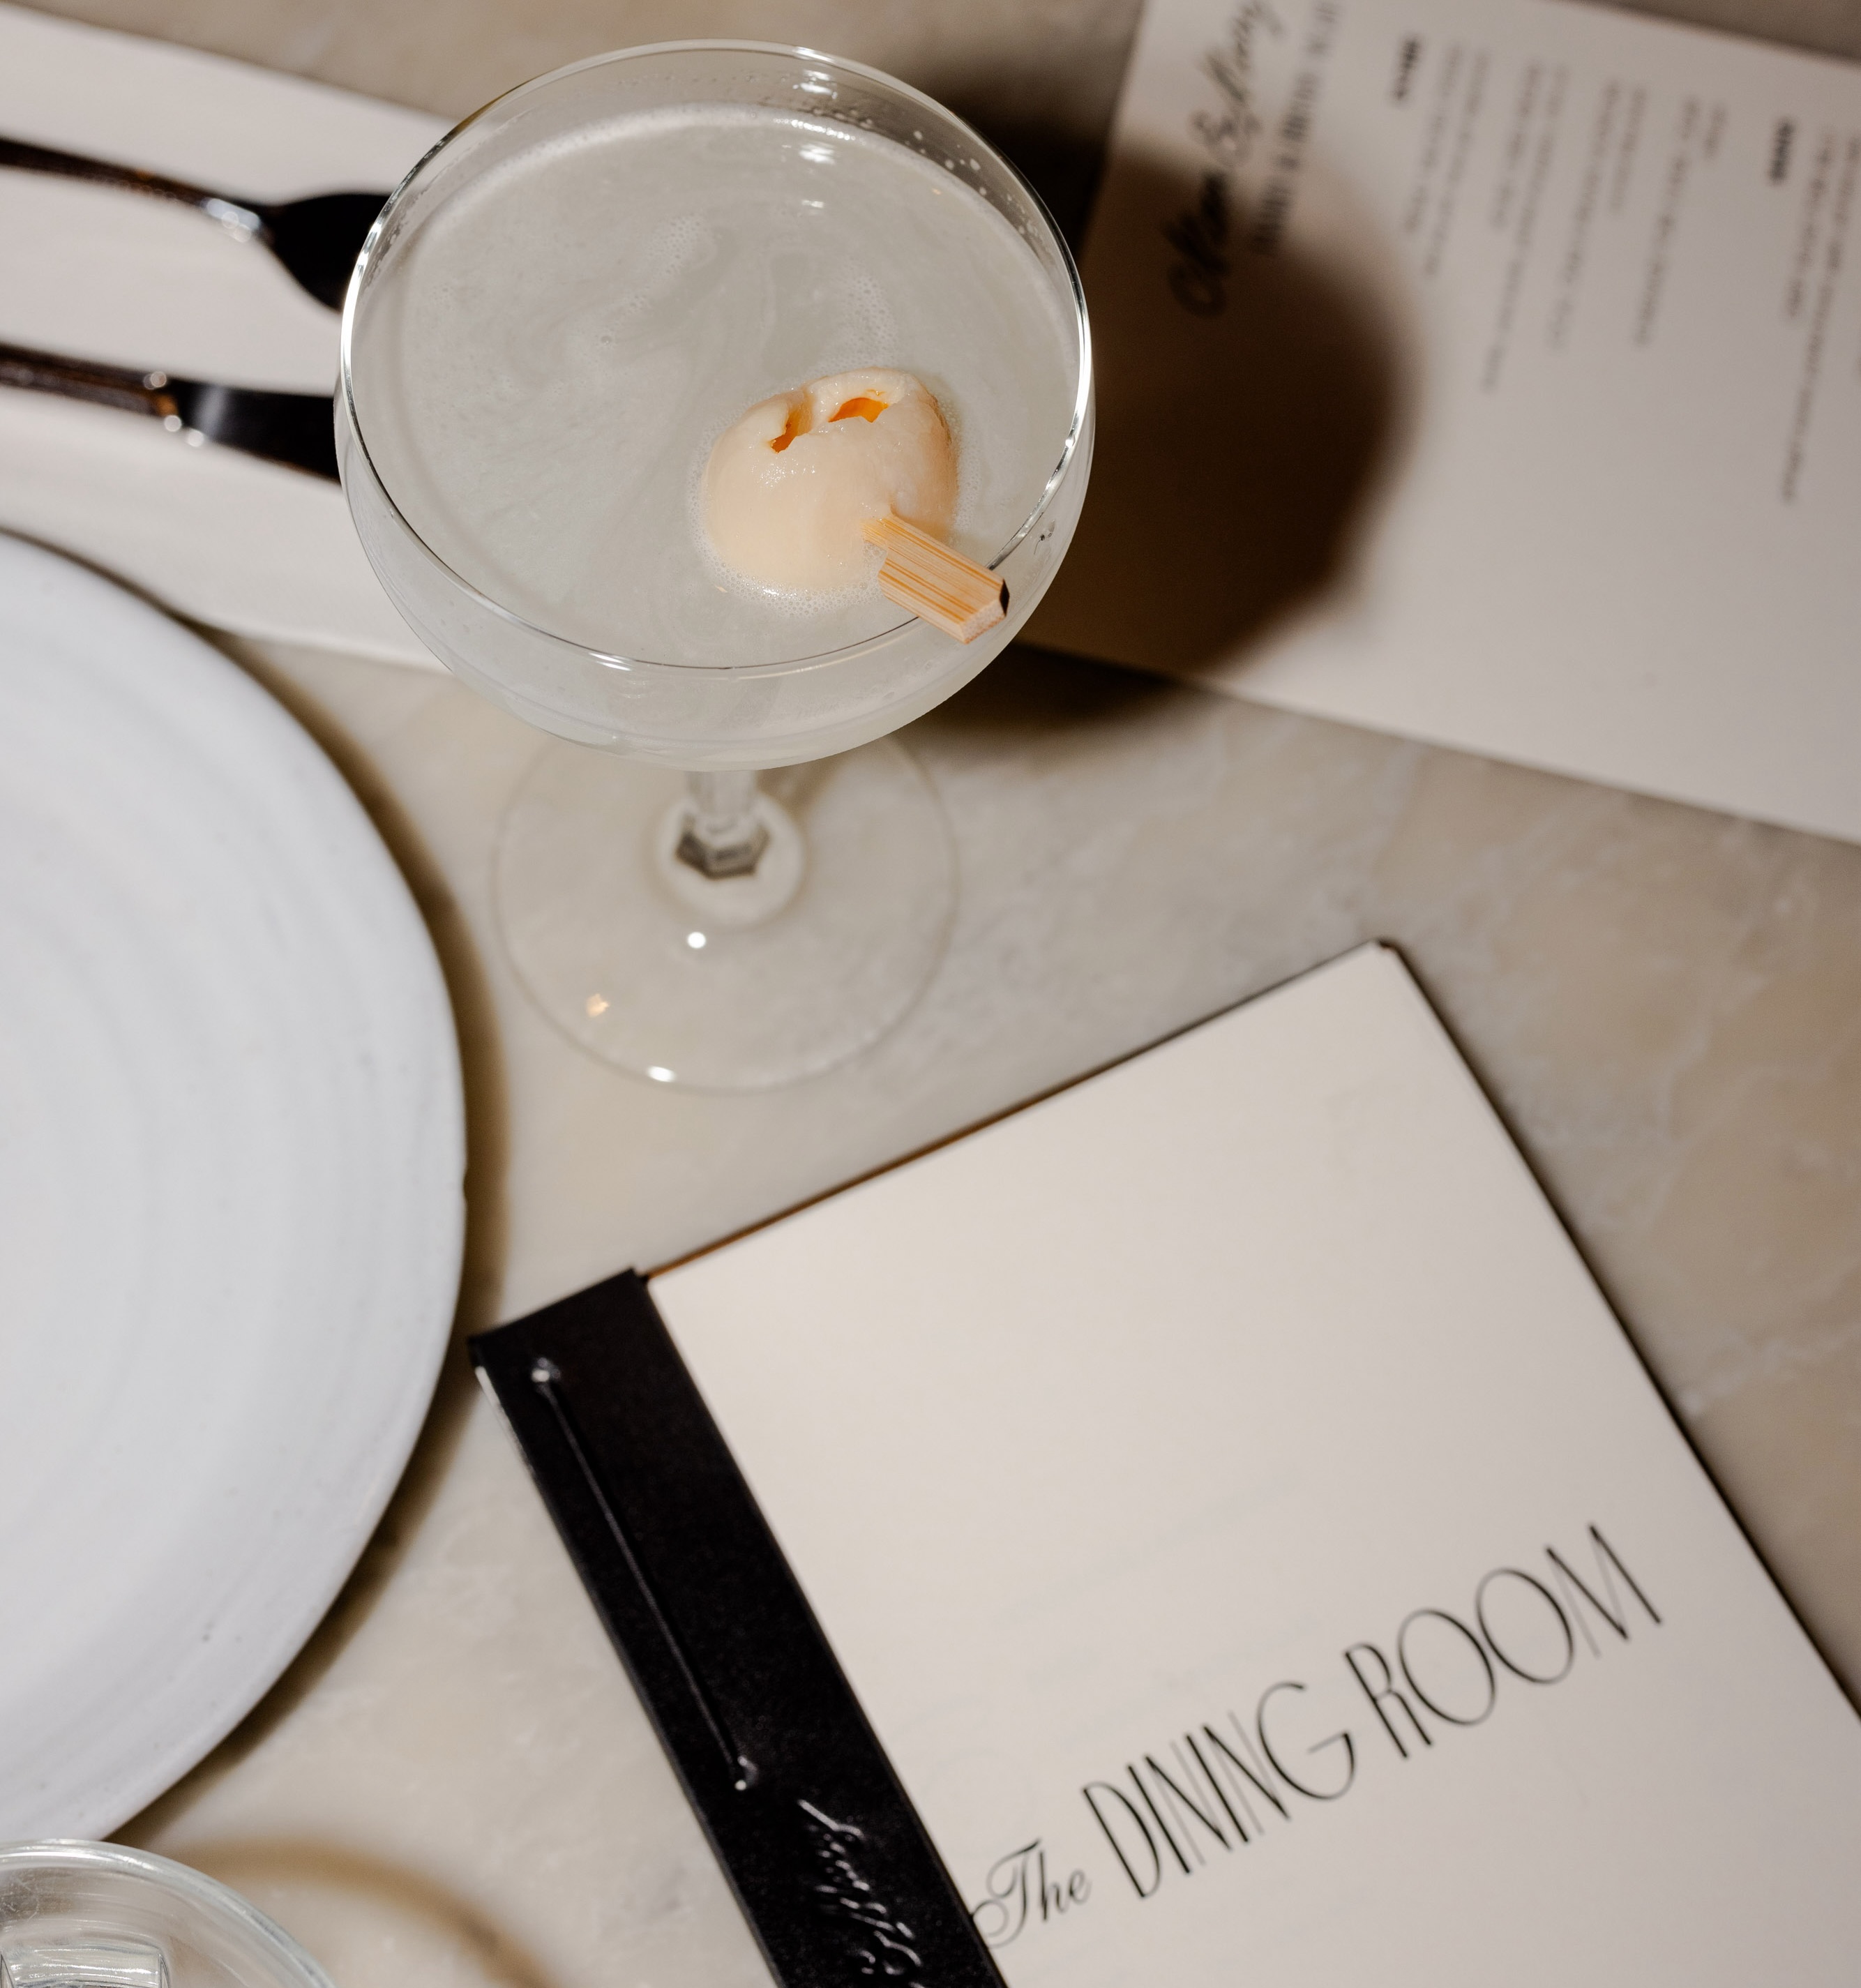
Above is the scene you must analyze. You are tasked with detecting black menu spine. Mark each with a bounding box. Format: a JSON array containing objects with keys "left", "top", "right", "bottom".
[{"left": 470, "top": 1271, "right": 1004, "bottom": 1988}]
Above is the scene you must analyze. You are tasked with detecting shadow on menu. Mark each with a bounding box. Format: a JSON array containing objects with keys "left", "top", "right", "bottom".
[{"left": 1016, "top": 149, "right": 1408, "bottom": 678}]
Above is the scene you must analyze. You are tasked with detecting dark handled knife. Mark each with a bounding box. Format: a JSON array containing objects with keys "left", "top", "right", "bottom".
[{"left": 0, "top": 340, "right": 337, "bottom": 481}]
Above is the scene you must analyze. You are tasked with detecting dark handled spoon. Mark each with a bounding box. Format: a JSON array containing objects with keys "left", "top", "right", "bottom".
[
  {"left": 1, "top": 340, "right": 337, "bottom": 481},
  {"left": 0, "top": 135, "right": 388, "bottom": 310}
]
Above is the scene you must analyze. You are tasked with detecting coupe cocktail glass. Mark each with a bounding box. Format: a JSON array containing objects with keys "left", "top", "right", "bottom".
[{"left": 339, "top": 43, "right": 1092, "bottom": 1088}]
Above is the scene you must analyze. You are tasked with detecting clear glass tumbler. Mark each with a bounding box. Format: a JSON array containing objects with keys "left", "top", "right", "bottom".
[
  {"left": 0, "top": 1844, "right": 331, "bottom": 1988},
  {"left": 338, "top": 42, "right": 1092, "bottom": 1090}
]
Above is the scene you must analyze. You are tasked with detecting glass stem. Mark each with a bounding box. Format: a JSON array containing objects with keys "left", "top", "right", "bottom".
[{"left": 675, "top": 768, "right": 770, "bottom": 880}]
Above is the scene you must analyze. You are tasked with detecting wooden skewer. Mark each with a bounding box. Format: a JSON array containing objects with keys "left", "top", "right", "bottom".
[{"left": 861, "top": 513, "right": 1008, "bottom": 644}]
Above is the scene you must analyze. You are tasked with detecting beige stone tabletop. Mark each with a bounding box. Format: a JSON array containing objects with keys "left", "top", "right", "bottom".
[{"left": 11, "top": 0, "right": 1858, "bottom": 1981}]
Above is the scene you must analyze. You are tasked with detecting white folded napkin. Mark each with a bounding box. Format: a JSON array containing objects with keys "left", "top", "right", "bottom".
[{"left": 0, "top": 2, "right": 446, "bottom": 665}]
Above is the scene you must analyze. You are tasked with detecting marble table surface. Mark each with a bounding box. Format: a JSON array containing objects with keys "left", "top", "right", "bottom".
[{"left": 14, "top": 0, "right": 1855, "bottom": 1980}]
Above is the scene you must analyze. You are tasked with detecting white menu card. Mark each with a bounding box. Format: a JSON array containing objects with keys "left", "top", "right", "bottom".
[
  {"left": 651, "top": 945, "right": 1861, "bottom": 1985},
  {"left": 1030, "top": 0, "right": 1861, "bottom": 845}
]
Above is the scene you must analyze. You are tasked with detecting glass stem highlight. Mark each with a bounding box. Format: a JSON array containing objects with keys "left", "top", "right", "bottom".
[{"left": 676, "top": 769, "right": 770, "bottom": 880}]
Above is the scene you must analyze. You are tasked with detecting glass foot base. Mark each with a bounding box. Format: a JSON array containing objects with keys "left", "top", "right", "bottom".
[{"left": 495, "top": 737, "right": 956, "bottom": 1089}]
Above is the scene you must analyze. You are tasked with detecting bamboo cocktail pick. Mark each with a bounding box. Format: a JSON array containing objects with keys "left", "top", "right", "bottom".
[{"left": 861, "top": 513, "right": 1008, "bottom": 644}]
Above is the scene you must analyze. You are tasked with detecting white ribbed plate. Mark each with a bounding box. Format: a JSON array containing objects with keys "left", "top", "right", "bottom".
[{"left": 0, "top": 534, "right": 465, "bottom": 1836}]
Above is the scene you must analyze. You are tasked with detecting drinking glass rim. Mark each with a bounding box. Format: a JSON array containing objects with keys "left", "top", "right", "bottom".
[
  {"left": 338, "top": 38, "right": 1094, "bottom": 682},
  {"left": 0, "top": 1839, "right": 336, "bottom": 1988}
]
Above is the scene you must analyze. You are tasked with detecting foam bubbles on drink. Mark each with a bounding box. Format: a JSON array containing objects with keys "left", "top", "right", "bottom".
[{"left": 610, "top": 215, "right": 713, "bottom": 321}]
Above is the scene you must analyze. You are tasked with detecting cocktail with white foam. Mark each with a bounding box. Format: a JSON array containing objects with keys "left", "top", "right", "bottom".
[{"left": 339, "top": 43, "right": 1092, "bottom": 1087}]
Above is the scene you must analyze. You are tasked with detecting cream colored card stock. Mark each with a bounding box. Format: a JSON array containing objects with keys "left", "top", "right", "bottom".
[
  {"left": 1032, "top": 0, "right": 1861, "bottom": 844},
  {"left": 651, "top": 946, "right": 1861, "bottom": 1986}
]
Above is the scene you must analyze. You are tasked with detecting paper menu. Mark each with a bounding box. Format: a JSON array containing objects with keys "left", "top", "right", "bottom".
[
  {"left": 1028, "top": 0, "right": 1861, "bottom": 846},
  {"left": 649, "top": 946, "right": 1861, "bottom": 1985}
]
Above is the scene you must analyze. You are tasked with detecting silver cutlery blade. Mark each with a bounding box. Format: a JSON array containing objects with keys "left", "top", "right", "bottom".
[{"left": 0, "top": 340, "right": 337, "bottom": 481}]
